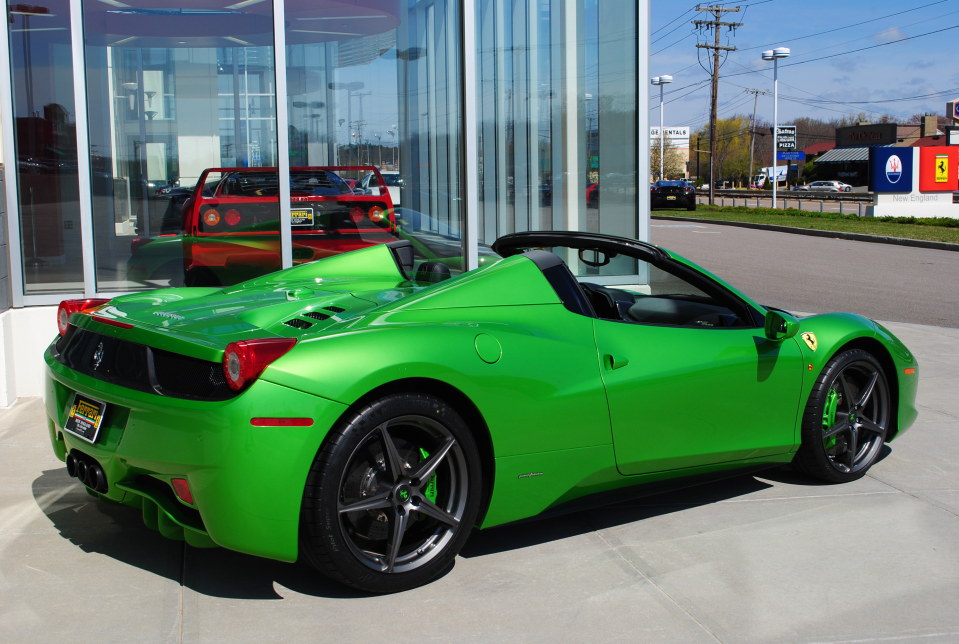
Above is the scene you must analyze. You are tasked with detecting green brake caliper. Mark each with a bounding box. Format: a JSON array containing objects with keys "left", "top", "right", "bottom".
[
  {"left": 822, "top": 388, "right": 840, "bottom": 449},
  {"left": 419, "top": 447, "right": 438, "bottom": 503}
]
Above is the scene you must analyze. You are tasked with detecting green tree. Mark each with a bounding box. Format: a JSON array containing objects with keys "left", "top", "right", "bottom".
[
  {"left": 694, "top": 116, "right": 751, "bottom": 185},
  {"left": 650, "top": 136, "right": 685, "bottom": 181}
]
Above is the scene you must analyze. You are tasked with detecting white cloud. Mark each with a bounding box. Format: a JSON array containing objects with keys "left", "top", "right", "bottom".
[{"left": 874, "top": 27, "right": 906, "bottom": 43}]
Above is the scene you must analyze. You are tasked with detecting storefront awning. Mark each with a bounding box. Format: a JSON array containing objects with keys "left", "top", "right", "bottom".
[{"left": 814, "top": 145, "right": 893, "bottom": 164}]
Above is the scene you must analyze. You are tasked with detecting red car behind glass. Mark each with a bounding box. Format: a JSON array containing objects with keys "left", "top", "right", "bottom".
[{"left": 130, "top": 166, "right": 397, "bottom": 287}]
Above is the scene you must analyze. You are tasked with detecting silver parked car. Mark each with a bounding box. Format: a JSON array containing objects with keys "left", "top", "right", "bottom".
[{"left": 797, "top": 180, "right": 852, "bottom": 192}]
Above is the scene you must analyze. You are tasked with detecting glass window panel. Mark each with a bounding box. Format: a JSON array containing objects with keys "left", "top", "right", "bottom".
[
  {"left": 7, "top": 0, "right": 83, "bottom": 294},
  {"left": 476, "top": 0, "right": 638, "bottom": 274},
  {"left": 83, "top": 1, "right": 279, "bottom": 291},
  {"left": 284, "top": 0, "right": 466, "bottom": 273}
]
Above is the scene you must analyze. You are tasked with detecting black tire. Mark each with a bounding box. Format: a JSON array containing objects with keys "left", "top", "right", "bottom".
[
  {"left": 687, "top": 201, "right": 697, "bottom": 211},
  {"left": 793, "top": 349, "right": 890, "bottom": 483},
  {"left": 300, "top": 393, "right": 482, "bottom": 593}
]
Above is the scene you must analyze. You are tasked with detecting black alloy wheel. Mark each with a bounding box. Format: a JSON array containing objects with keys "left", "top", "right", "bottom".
[
  {"left": 794, "top": 349, "right": 891, "bottom": 483},
  {"left": 301, "top": 393, "right": 481, "bottom": 593}
]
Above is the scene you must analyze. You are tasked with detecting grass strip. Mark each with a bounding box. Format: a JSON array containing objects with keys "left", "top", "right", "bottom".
[{"left": 660, "top": 205, "right": 959, "bottom": 244}]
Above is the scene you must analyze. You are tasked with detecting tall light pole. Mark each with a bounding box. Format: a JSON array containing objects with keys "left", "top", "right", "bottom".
[
  {"left": 762, "top": 47, "right": 789, "bottom": 208},
  {"left": 650, "top": 75, "right": 673, "bottom": 181}
]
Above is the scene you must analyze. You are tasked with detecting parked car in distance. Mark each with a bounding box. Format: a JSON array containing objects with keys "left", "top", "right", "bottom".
[
  {"left": 796, "top": 180, "right": 852, "bottom": 192},
  {"left": 651, "top": 180, "right": 696, "bottom": 211},
  {"left": 361, "top": 169, "right": 404, "bottom": 206}
]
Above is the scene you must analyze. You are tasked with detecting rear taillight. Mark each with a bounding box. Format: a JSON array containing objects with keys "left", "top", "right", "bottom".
[
  {"left": 203, "top": 209, "right": 221, "bottom": 227},
  {"left": 222, "top": 338, "right": 297, "bottom": 391},
  {"left": 57, "top": 298, "right": 111, "bottom": 336},
  {"left": 369, "top": 205, "right": 386, "bottom": 223},
  {"left": 224, "top": 208, "right": 242, "bottom": 226}
]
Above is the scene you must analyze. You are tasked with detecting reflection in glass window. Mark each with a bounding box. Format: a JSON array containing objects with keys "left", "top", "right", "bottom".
[
  {"left": 285, "top": 1, "right": 465, "bottom": 265},
  {"left": 7, "top": 0, "right": 83, "bottom": 294},
  {"left": 476, "top": 0, "right": 638, "bottom": 253},
  {"left": 81, "top": 1, "right": 282, "bottom": 292},
  {"left": 72, "top": 0, "right": 464, "bottom": 292}
]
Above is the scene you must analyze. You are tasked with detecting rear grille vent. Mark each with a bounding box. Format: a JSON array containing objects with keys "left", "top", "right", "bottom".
[
  {"left": 51, "top": 327, "right": 236, "bottom": 401},
  {"left": 303, "top": 311, "right": 330, "bottom": 321},
  {"left": 324, "top": 305, "right": 346, "bottom": 313},
  {"left": 284, "top": 318, "right": 313, "bottom": 329}
]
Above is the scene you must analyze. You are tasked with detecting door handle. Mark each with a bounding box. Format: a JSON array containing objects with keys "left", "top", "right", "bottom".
[{"left": 604, "top": 354, "right": 629, "bottom": 370}]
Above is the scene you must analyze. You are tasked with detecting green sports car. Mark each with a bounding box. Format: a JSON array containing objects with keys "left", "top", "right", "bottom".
[{"left": 44, "top": 231, "right": 918, "bottom": 593}]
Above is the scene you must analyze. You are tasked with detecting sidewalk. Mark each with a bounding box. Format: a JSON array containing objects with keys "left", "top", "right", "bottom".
[{"left": 2, "top": 319, "right": 957, "bottom": 643}]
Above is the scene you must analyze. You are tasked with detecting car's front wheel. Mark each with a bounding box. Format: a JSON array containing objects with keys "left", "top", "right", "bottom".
[
  {"left": 301, "top": 393, "right": 482, "bottom": 593},
  {"left": 794, "top": 349, "right": 890, "bottom": 483}
]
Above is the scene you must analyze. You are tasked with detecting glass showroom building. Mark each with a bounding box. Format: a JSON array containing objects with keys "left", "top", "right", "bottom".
[{"left": 0, "top": 0, "right": 650, "bottom": 404}]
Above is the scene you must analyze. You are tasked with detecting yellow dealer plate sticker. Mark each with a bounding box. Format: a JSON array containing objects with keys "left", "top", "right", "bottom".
[
  {"left": 291, "top": 208, "right": 314, "bottom": 226},
  {"left": 64, "top": 394, "right": 107, "bottom": 444}
]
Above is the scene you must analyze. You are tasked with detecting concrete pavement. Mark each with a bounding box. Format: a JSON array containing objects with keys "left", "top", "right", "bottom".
[{"left": 1, "top": 319, "right": 957, "bottom": 643}]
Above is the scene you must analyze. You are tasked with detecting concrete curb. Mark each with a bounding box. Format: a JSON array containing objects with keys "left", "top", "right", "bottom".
[{"left": 652, "top": 215, "right": 959, "bottom": 252}]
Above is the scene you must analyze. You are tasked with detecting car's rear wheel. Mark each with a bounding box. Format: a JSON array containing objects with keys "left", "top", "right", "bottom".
[
  {"left": 794, "top": 349, "right": 890, "bottom": 483},
  {"left": 301, "top": 393, "right": 481, "bottom": 593}
]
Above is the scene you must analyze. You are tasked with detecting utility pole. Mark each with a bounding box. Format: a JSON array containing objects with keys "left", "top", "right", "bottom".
[
  {"left": 746, "top": 88, "right": 768, "bottom": 188},
  {"left": 694, "top": 4, "right": 741, "bottom": 205}
]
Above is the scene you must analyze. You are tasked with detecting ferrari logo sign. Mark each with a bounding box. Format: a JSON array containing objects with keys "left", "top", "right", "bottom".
[
  {"left": 936, "top": 155, "right": 948, "bottom": 183},
  {"left": 801, "top": 332, "right": 818, "bottom": 352}
]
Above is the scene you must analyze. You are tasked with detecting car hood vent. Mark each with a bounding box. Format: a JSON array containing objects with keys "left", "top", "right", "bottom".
[{"left": 284, "top": 318, "right": 313, "bottom": 330}]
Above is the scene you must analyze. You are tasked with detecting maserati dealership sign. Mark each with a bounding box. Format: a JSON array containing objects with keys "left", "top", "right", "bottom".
[{"left": 867, "top": 146, "right": 959, "bottom": 218}]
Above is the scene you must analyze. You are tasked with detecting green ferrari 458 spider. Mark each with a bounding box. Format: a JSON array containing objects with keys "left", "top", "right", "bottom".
[{"left": 44, "top": 230, "right": 918, "bottom": 593}]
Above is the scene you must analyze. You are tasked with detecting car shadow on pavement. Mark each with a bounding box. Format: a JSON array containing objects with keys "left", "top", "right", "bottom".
[
  {"left": 33, "top": 455, "right": 885, "bottom": 598},
  {"left": 754, "top": 445, "right": 891, "bottom": 486},
  {"left": 461, "top": 471, "right": 775, "bottom": 558},
  {"left": 31, "top": 468, "right": 368, "bottom": 599}
]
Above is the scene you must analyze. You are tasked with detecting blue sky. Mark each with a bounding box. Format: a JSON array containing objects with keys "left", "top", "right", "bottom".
[{"left": 649, "top": 0, "right": 959, "bottom": 130}]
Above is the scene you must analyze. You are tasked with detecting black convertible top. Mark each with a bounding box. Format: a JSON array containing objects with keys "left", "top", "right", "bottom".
[{"left": 492, "top": 230, "right": 668, "bottom": 262}]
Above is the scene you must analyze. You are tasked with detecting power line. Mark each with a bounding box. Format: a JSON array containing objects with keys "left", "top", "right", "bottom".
[{"left": 743, "top": 0, "right": 949, "bottom": 51}]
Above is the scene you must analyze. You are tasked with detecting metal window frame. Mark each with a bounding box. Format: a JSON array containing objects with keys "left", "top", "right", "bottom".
[{"left": 0, "top": 1, "right": 22, "bottom": 307}]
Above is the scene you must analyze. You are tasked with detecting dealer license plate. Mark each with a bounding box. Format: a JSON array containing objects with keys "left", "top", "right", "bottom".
[
  {"left": 64, "top": 394, "right": 107, "bottom": 444},
  {"left": 291, "top": 207, "right": 314, "bottom": 226},
  {"left": 666, "top": 195, "right": 676, "bottom": 200}
]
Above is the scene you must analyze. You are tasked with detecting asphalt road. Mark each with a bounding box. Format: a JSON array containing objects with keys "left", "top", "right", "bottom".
[{"left": 651, "top": 221, "right": 959, "bottom": 328}]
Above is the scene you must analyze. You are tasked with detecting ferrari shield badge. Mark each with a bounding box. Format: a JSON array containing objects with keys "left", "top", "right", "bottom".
[{"left": 801, "top": 332, "right": 818, "bottom": 352}]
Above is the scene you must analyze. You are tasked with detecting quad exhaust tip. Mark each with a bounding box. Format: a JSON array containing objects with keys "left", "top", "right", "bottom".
[{"left": 66, "top": 451, "right": 108, "bottom": 493}]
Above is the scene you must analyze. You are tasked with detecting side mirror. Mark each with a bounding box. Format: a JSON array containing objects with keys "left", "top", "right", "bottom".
[{"left": 764, "top": 309, "right": 800, "bottom": 341}]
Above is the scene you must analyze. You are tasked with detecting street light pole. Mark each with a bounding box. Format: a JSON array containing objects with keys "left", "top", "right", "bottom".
[
  {"left": 762, "top": 47, "right": 790, "bottom": 209},
  {"left": 650, "top": 75, "right": 673, "bottom": 181}
]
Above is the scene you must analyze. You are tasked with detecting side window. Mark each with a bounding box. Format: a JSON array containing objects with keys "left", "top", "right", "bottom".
[{"left": 580, "top": 261, "right": 754, "bottom": 329}]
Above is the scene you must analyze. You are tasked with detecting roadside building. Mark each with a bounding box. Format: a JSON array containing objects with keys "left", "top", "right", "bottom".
[{"left": 814, "top": 116, "right": 945, "bottom": 186}]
